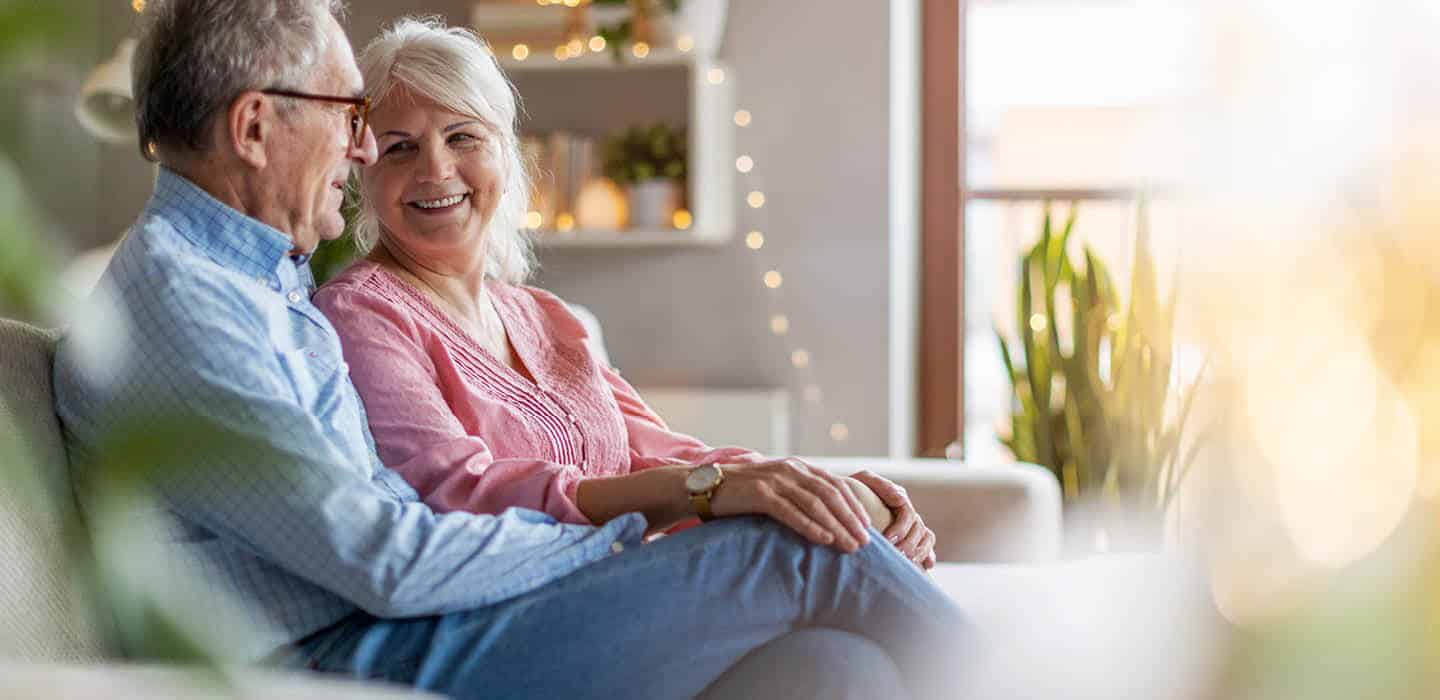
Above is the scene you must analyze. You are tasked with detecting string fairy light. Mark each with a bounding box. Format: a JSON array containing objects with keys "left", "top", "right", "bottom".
[
  {"left": 769, "top": 314, "right": 789, "bottom": 335},
  {"left": 728, "top": 101, "right": 849, "bottom": 445}
]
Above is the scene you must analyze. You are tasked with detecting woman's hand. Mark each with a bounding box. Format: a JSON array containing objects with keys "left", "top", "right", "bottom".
[
  {"left": 849, "top": 470, "right": 936, "bottom": 570},
  {"left": 708, "top": 458, "right": 874, "bottom": 553}
]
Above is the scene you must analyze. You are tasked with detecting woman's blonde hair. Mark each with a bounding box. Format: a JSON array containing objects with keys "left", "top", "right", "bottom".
[{"left": 354, "top": 16, "right": 533, "bottom": 283}]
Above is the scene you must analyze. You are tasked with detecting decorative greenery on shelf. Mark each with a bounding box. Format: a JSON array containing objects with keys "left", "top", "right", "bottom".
[
  {"left": 997, "top": 201, "right": 1207, "bottom": 514},
  {"left": 592, "top": 0, "right": 682, "bottom": 61},
  {"left": 601, "top": 122, "right": 687, "bottom": 186}
]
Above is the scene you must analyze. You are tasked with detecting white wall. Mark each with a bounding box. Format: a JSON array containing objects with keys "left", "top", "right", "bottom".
[{"left": 532, "top": 0, "right": 895, "bottom": 456}]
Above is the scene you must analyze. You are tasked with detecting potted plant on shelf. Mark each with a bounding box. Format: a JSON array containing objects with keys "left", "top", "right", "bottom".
[
  {"left": 997, "top": 200, "right": 1208, "bottom": 550},
  {"left": 601, "top": 122, "right": 687, "bottom": 230}
]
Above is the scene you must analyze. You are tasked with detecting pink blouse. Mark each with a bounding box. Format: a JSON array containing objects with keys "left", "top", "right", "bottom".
[{"left": 313, "top": 260, "right": 765, "bottom": 526}]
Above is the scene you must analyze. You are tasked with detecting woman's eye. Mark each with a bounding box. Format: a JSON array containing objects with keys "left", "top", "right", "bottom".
[
  {"left": 449, "top": 133, "right": 482, "bottom": 147},
  {"left": 382, "top": 142, "right": 415, "bottom": 157}
]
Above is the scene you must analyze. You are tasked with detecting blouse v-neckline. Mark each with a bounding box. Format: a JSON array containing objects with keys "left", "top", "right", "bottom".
[{"left": 367, "top": 262, "right": 543, "bottom": 391}]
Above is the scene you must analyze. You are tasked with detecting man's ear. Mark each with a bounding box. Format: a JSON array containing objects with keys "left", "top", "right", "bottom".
[{"left": 225, "top": 91, "right": 271, "bottom": 169}]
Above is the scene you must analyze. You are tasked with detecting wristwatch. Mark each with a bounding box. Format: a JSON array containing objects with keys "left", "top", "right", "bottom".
[{"left": 685, "top": 463, "right": 725, "bottom": 522}]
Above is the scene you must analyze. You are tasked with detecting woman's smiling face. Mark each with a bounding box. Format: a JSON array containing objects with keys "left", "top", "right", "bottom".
[{"left": 362, "top": 88, "right": 506, "bottom": 266}]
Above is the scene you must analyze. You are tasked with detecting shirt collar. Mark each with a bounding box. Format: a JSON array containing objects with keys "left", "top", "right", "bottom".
[{"left": 146, "top": 167, "right": 301, "bottom": 287}]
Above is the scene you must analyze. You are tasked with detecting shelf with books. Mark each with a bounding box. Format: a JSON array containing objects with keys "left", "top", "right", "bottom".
[{"left": 508, "top": 59, "right": 734, "bottom": 250}]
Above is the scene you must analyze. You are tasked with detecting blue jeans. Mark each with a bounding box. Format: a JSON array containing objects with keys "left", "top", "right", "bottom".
[{"left": 288, "top": 517, "right": 973, "bottom": 698}]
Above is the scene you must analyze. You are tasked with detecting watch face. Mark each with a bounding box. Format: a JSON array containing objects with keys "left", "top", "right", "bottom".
[{"left": 686, "top": 464, "right": 721, "bottom": 493}]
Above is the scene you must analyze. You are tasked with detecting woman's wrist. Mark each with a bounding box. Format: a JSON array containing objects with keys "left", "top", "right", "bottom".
[{"left": 575, "top": 464, "right": 694, "bottom": 529}]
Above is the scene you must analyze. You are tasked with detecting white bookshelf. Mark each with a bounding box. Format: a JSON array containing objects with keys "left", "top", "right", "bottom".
[
  {"left": 477, "top": 1, "right": 734, "bottom": 249},
  {"left": 532, "top": 228, "right": 729, "bottom": 249}
]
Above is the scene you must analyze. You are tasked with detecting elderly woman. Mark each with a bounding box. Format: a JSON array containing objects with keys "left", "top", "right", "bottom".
[{"left": 313, "top": 18, "right": 935, "bottom": 568}]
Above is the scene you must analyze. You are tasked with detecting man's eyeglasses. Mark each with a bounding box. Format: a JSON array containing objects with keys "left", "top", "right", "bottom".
[{"left": 261, "top": 88, "right": 371, "bottom": 149}]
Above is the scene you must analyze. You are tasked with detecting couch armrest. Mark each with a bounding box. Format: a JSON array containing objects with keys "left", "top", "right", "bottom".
[
  {"left": 0, "top": 663, "right": 441, "bottom": 699},
  {"left": 805, "top": 458, "right": 1062, "bottom": 563}
]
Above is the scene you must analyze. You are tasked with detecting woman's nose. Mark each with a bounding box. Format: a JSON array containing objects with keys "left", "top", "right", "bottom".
[{"left": 416, "top": 142, "right": 455, "bottom": 182}]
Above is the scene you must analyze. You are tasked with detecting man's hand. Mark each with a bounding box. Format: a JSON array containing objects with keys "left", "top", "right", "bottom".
[{"left": 849, "top": 470, "right": 936, "bottom": 570}]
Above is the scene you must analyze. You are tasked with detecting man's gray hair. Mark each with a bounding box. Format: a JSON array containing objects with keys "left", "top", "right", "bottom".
[
  {"left": 133, "top": 0, "right": 346, "bottom": 159},
  {"left": 355, "top": 17, "right": 534, "bottom": 284}
]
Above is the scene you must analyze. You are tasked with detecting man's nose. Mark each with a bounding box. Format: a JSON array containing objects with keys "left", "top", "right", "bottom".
[{"left": 349, "top": 126, "right": 378, "bottom": 167}]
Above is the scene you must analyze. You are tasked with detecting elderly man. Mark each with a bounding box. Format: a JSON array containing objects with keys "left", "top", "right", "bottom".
[{"left": 52, "top": 2, "right": 970, "bottom": 698}]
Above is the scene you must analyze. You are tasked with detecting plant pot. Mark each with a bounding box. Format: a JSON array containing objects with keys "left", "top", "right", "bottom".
[{"left": 626, "top": 179, "right": 680, "bottom": 229}]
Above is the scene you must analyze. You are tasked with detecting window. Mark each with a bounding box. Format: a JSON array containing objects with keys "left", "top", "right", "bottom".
[{"left": 920, "top": 0, "right": 1197, "bottom": 460}]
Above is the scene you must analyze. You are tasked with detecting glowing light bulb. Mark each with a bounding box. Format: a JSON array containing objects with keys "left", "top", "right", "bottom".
[
  {"left": 676, "top": 34, "right": 695, "bottom": 52},
  {"left": 770, "top": 315, "right": 789, "bottom": 335},
  {"left": 525, "top": 211, "right": 543, "bottom": 229},
  {"left": 735, "top": 155, "right": 754, "bottom": 173},
  {"left": 1029, "top": 313, "right": 1047, "bottom": 333},
  {"left": 829, "top": 423, "right": 850, "bottom": 442},
  {"left": 632, "top": 42, "right": 650, "bottom": 58},
  {"left": 512, "top": 44, "right": 530, "bottom": 61},
  {"left": 589, "top": 36, "right": 606, "bottom": 52},
  {"left": 707, "top": 68, "right": 725, "bottom": 85},
  {"left": 555, "top": 213, "right": 575, "bottom": 232},
  {"left": 672, "top": 209, "right": 692, "bottom": 230},
  {"left": 746, "top": 191, "right": 766, "bottom": 209},
  {"left": 745, "top": 231, "right": 765, "bottom": 249},
  {"left": 791, "top": 349, "right": 811, "bottom": 368},
  {"left": 734, "top": 110, "right": 752, "bottom": 127},
  {"left": 763, "top": 270, "right": 783, "bottom": 289}
]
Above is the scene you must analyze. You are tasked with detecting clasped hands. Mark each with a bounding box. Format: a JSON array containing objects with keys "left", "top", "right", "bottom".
[{"left": 707, "top": 458, "right": 936, "bottom": 570}]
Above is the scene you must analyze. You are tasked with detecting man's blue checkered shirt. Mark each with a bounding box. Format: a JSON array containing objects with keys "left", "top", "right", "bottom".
[{"left": 53, "top": 168, "right": 645, "bottom": 660}]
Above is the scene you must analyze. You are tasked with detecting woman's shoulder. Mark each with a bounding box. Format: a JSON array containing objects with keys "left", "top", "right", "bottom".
[
  {"left": 313, "top": 260, "right": 420, "bottom": 334},
  {"left": 491, "top": 281, "right": 594, "bottom": 342}
]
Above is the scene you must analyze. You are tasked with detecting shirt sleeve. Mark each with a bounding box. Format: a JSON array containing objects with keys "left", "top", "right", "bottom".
[
  {"left": 601, "top": 364, "right": 771, "bottom": 471},
  {"left": 316, "top": 283, "right": 593, "bottom": 525},
  {"left": 82, "top": 269, "right": 643, "bottom": 620}
]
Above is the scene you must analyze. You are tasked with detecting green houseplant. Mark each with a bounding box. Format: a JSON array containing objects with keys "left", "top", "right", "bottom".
[
  {"left": 997, "top": 201, "right": 1206, "bottom": 519},
  {"left": 601, "top": 122, "right": 687, "bottom": 229}
]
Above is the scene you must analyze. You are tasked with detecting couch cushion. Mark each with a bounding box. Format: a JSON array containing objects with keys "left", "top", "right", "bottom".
[{"left": 0, "top": 318, "right": 104, "bottom": 661}]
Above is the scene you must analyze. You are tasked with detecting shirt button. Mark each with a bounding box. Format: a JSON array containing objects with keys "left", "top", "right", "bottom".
[
  {"left": 610, "top": 541, "right": 625, "bottom": 554},
  {"left": 340, "top": 361, "right": 350, "bottom": 373},
  {"left": 307, "top": 350, "right": 319, "bottom": 359},
  {"left": 287, "top": 290, "right": 303, "bottom": 304}
]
